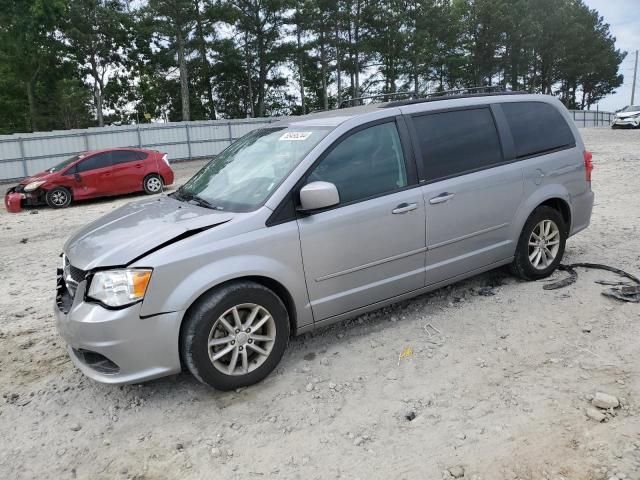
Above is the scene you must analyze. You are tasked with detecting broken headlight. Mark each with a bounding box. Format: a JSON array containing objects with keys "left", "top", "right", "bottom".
[{"left": 23, "top": 181, "right": 46, "bottom": 192}]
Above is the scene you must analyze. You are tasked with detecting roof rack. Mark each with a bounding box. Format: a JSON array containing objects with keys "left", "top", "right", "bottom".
[
  {"left": 385, "top": 87, "right": 526, "bottom": 107},
  {"left": 338, "top": 86, "right": 524, "bottom": 109},
  {"left": 338, "top": 91, "right": 418, "bottom": 109}
]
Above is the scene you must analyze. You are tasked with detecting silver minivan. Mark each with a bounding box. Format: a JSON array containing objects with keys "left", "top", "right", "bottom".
[{"left": 55, "top": 93, "right": 594, "bottom": 390}]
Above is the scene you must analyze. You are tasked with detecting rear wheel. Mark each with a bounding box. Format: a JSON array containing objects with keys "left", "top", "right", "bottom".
[
  {"left": 510, "top": 206, "right": 567, "bottom": 280},
  {"left": 180, "top": 281, "right": 290, "bottom": 390},
  {"left": 143, "top": 174, "right": 163, "bottom": 194},
  {"left": 46, "top": 187, "right": 72, "bottom": 209}
]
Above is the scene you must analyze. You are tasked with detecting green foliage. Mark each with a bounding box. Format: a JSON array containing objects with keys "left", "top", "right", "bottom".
[
  {"left": 0, "top": 0, "right": 628, "bottom": 134},
  {"left": 64, "top": 0, "right": 134, "bottom": 126}
]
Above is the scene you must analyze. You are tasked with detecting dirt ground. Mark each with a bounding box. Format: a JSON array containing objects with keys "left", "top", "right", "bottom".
[{"left": 1, "top": 128, "right": 639, "bottom": 480}]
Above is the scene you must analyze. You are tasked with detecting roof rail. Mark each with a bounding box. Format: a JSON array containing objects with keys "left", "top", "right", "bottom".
[
  {"left": 385, "top": 86, "right": 526, "bottom": 107},
  {"left": 336, "top": 86, "right": 523, "bottom": 110},
  {"left": 338, "top": 91, "right": 418, "bottom": 109}
]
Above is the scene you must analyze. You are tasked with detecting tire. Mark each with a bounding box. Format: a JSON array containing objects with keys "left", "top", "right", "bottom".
[
  {"left": 45, "top": 187, "right": 72, "bottom": 209},
  {"left": 180, "top": 281, "right": 290, "bottom": 390},
  {"left": 143, "top": 173, "right": 163, "bottom": 194},
  {"left": 510, "top": 206, "right": 567, "bottom": 281}
]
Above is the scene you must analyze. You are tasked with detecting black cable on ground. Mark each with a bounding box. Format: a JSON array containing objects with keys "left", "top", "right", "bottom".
[{"left": 543, "top": 263, "right": 640, "bottom": 302}]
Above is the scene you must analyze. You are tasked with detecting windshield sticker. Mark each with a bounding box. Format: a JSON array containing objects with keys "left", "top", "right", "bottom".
[{"left": 279, "top": 131, "right": 312, "bottom": 141}]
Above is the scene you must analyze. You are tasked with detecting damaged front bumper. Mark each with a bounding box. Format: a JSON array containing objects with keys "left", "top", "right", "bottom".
[
  {"left": 54, "top": 267, "right": 185, "bottom": 384},
  {"left": 4, "top": 185, "right": 45, "bottom": 212}
]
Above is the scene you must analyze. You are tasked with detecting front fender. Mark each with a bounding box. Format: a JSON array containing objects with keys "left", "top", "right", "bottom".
[{"left": 138, "top": 220, "right": 313, "bottom": 330}]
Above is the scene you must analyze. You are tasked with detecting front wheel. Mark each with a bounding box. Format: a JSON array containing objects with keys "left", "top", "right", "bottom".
[
  {"left": 510, "top": 206, "right": 567, "bottom": 280},
  {"left": 180, "top": 281, "right": 290, "bottom": 390},
  {"left": 46, "top": 187, "right": 72, "bottom": 208}
]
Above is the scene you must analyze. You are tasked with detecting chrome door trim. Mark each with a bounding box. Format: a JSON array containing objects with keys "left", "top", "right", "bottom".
[
  {"left": 429, "top": 222, "right": 510, "bottom": 250},
  {"left": 315, "top": 246, "right": 427, "bottom": 282}
]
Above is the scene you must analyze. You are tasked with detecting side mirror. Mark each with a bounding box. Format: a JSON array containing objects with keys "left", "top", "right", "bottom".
[
  {"left": 74, "top": 173, "right": 82, "bottom": 182},
  {"left": 299, "top": 181, "right": 340, "bottom": 212}
]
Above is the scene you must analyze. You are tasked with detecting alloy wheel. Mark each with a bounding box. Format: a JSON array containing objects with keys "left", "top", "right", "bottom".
[
  {"left": 207, "top": 303, "right": 276, "bottom": 376},
  {"left": 146, "top": 177, "right": 162, "bottom": 192},
  {"left": 528, "top": 219, "right": 560, "bottom": 270},
  {"left": 51, "top": 190, "right": 68, "bottom": 206}
]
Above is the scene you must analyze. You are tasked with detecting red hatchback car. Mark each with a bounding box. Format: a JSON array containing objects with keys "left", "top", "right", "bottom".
[{"left": 5, "top": 148, "right": 174, "bottom": 211}]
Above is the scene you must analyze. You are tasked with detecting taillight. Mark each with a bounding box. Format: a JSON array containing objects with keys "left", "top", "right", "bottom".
[
  {"left": 583, "top": 150, "right": 593, "bottom": 182},
  {"left": 161, "top": 153, "right": 170, "bottom": 167}
]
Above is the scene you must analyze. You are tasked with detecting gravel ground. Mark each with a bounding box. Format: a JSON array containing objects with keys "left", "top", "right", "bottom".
[{"left": 1, "top": 129, "right": 639, "bottom": 480}]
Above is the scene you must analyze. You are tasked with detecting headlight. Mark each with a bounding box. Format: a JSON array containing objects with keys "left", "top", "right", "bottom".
[
  {"left": 87, "top": 269, "right": 152, "bottom": 308},
  {"left": 24, "top": 181, "right": 46, "bottom": 192}
]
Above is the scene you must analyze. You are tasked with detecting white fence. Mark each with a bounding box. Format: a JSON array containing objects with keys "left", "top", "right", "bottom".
[
  {"left": 0, "top": 118, "right": 275, "bottom": 182},
  {"left": 0, "top": 110, "right": 614, "bottom": 182}
]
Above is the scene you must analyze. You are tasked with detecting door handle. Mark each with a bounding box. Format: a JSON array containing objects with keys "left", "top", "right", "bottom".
[
  {"left": 429, "top": 192, "right": 455, "bottom": 205},
  {"left": 392, "top": 202, "right": 418, "bottom": 214}
]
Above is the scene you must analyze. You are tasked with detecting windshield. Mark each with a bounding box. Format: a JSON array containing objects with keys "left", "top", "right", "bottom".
[
  {"left": 176, "top": 126, "right": 331, "bottom": 212},
  {"left": 622, "top": 105, "right": 640, "bottom": 112},
  {"left": 48, "top": 154, "right": 82, "bottom": 173}
]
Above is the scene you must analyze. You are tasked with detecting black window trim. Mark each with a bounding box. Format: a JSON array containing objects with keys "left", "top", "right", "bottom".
[
  {"left": 496, "top": 101, "right": 577, "bottom": 161},
  {"left": 266, "top": 115, "right": 420, "bottom": 227},
  {"left": 76, "top": 151, "right": 113, "bottom": 173},
  {"left": 407, "top": 105, "right": 510, "bottom": 185},
  {"left": 135, "top": 150, "right": 149, "bottom": 161},
  {"left": 62, "top": 163, "right": 78, "bottom": 176}
]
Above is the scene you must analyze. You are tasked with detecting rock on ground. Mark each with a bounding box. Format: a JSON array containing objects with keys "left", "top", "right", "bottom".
[{"left": 592, "top": 392, "right": 620, "bottom": 410}]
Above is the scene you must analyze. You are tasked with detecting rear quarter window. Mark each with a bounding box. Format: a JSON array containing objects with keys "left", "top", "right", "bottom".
[
  {"left": 111, "top": 150, "right": 140, "bottom": 165},
  {"left": 501, "top": 102, "right": 575, "bottom": 159}
]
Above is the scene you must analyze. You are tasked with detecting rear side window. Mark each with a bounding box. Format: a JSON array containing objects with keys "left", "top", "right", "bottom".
[
  {"left": 111, "top": 150, "right": 140, "bottom": 165},
  {"left": 134, "top": 151, "right": 148, "bottom": 160},
  {"left": 412, "top": 108, "right": 503, "bottom": 181},
  {"left": 76, "top": 152, "right": 112, "bottom": 172},
  {"left": 501, "top": 102, "right": 575, "bottom": 159}
]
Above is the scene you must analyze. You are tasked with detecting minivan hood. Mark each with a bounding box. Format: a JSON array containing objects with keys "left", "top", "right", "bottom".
[{"left": 64, "top": 196, "right": 234, "bottom": 270}]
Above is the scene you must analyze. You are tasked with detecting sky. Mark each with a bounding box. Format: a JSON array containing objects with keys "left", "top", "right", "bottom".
[{"left": 582, "top": 0, "right": 640, "bottom": 111}]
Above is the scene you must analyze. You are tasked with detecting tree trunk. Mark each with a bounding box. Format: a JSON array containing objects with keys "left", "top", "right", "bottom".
[
  {"left": 335, "top": 18, "right": 341, "bottom": 108},
  {"left": 26, "top": 80, "right": 37, "bottom": 132},
  {"left": 177, "top": 31, "right": 190, "bottom": 122},
  {"left": 256, "top": 28, "right": 266, "bottom": 117},
  {"left": 194, "top": 0, "right": 215, "bottom": 119},
  {"left": 297, "top": 25, "right": 305, "bottom": 114},
  {"left": 257, "top": 64, "right": 266, "bottom": 117},
  {"left": 320, "top": 31, "right": 328, "bottom": 111},
  {"left": 244, "top": 33, "right": 255, "bottom": 117},
  {"left": 413, "top": 50, "right": 419, "bottom": 95},
  {"left": 95, "top": 83, "right": 104, "bottom": 127},
  {"left": 348, "top": 24, "right": 355, "bottom": 99},
  {"left": 354, "top": 2, "right": 361, "bottom": 102}
]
